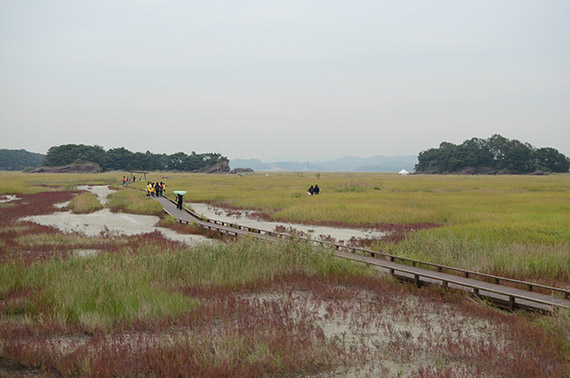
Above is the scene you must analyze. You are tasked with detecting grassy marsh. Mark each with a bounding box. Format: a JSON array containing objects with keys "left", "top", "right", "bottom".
[
  {"left": 69, "top": 192, "right": 103, "bottom": 214},
  {"left": 1, "top": 172, "right": 570, "bottom": 376},
  {"left": 2, "top": 237, "right": 568, "bottom": 376},
  {"left": 107, "top": 187, "right": 163, "bottom": 216},
  {"left": 138, "top": 171, "right": 570, "bottom": 285}
]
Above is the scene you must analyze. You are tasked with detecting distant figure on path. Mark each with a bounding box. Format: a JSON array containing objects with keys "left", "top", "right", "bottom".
[
  {"left": 314, "top": 184, "right": 320, "bottom": 195},
  {"left": 154, "top": 182, "right": 161, "bottom": 197},
  {"left": 176, "top": 193, "right": 183, "bottom": 211},
  {"left": 308, "top": 185, "right": 314, "bottom": 196}
]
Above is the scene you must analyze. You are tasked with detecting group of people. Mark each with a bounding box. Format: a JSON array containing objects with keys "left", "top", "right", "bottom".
[
  {"left": 122, "top": 176, "right": 144, "bottom": 185},
  {"left": 307, "top": 184, "right": 320, "bottom": 196},
  {"left": 146, "top": 182, "right": 166, "bottom": 197}
]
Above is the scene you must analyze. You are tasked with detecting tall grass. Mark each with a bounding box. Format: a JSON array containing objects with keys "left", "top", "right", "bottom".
[
  {"left": 384, "top": 232, "right": 570, "bottom": 284},
  {"left": 0, "top": 171, "right": 122, "bottom": 194},
  {"left": 107, "top": 188, "right": 163, "bottom": 216},
  {"left": 68, "top": 192, "right": 103, "bottom": 214},
  {"left": 2, "top": 171, "right": 570, "bottom": 282},
  {"left": 146, "top": 172, "right": 570, "bottom": 283},
  {"left": 0, "top": 238, "right": 370, "bottom": 330}
]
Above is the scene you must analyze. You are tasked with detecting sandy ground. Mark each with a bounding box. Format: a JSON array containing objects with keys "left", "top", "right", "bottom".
[
  {"left": 190, "top": 202, "right": 387, "bottom": 243},
  {"left": 0, "top": 194, "right": 20, "bottom": 203},
  {"left": 77, "top": 185, "right": 116, "bottom": 205},
  {"left": 23, "top": 208, "right": 211, "bottom": 247},
  {"left": 22, "top": 186, "right": 210, "bottom": 247}
]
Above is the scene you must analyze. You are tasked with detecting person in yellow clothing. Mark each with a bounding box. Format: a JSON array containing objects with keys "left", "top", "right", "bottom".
[{"left": 147, "top": 182, "right": 155, "bottom": 197}]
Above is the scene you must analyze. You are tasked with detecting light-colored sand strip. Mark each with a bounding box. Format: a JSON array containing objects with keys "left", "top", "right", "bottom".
[
  {"left": 189, "top": 202, "right": 386, "bottom": 243},
  {"left": 54, "top": 201, "right": 70, "bottom": 209},
  {"left": 0, "top": 195, "right": 20, "bottom": 203},
  {"left": 22, "top": 209, "right": 210, "bottom": 247},
  {"left": 76, "top": 185, "right": 116, "bottom": 206}
]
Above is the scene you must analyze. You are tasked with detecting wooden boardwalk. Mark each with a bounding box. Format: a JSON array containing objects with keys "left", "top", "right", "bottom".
[{"left": 156, "top": 196, "right": 569, "bottom": 313}]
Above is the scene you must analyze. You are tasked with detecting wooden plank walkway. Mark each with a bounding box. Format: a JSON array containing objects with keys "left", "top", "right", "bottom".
[{"left": 155, "top": 196, "right": 569, "bottom": 312}]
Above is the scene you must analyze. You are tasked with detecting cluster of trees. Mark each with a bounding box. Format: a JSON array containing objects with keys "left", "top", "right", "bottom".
[
  {"left": 415, "top": 135, "right": 570, "bottom": 174},
  {"left": 44, "top": 144, "right": 228, "bottom": 172},
  {"left": 0, "top": 149, "right": 45, "bottom": 171}
]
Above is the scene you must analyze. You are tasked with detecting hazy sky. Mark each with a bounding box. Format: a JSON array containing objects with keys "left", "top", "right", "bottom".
[{"left": 1, "top": 0, "right": 569, "bottom": 161}]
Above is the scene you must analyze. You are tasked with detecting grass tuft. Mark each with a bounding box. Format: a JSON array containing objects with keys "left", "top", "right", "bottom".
[
  {"left": 69, "top": 192, "right": 103, "bottom": 214},
  {"left": 107, "top": 189, "right": 163, "bottom": 216}
]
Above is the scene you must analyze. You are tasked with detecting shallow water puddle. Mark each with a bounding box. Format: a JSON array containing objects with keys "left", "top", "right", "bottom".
[
  {"left": 190, "top": 202, "right": 387, "bottom": 243},
  {"left": 22, "top": 209, "right": 210, "bottom": 247}
]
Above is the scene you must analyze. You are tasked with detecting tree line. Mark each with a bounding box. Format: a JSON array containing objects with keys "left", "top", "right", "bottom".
[
  {"left": 415, "top": 134, "right": 570, "bottom": 174},
  {"left": 0, "top": 149, "right": 45, "bottom": 171},
  {"left": 43, "top": 144, "right": 228, "bottom": 172}
]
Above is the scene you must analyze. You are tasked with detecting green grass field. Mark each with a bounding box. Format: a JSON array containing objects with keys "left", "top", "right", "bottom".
[
  {"left": 132, "top": 171, "right": 570, "bottom": 284},
  {"left": 1, "top": 171, "right": 569, "bottom": 376},
  {"left": 2, "top": 171, "right": 569, "bottom": 283}
]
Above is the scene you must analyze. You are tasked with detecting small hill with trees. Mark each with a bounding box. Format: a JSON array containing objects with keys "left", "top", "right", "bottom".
[
  {"left": 0, "top": 149, "right": 45, "bottom": 171},
  {"left": 415, "top": 134, "right": 570, "bottom": 174},
  {"left": 41, "top": 144, "right": 229, "bottom": 173}
]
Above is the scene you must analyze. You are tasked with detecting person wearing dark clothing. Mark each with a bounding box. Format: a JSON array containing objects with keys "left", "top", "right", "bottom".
[
  {"left": 314, "top": 184, "right": 320, "bottom": 195},
  {"left": 176, "top": 193, "right": 183, "bottom": 211},
  {"left": 308, "top": 185, "right": 314, "bottom": 196},
  {"left": 154, "top": 182, "right": 161, "bottom": 197}
]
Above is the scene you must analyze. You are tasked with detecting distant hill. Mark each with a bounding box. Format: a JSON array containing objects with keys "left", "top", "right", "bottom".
[
  {"left": 230, "top": 155, "right": 417, "bottom": 172},
  {"left": 0, "top": 149, "right": 45, "bottom": 171}
]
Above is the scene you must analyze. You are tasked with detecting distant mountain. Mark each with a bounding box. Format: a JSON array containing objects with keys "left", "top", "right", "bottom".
[
  {"left": 230, "top": 155, "right": 417, "bottom": 172},
  {"left": 0, "top": 149, "right": 45, "bottom": 171}
]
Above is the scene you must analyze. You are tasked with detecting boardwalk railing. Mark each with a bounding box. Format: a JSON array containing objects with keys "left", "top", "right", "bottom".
[{"left": 160, "top": 195, "right": 569, "bottom": 311}]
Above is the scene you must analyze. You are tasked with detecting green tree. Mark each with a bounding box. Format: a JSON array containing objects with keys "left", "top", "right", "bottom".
[
  {"left": 44, "top": 144, "right": 105, "bottom": 167},
  {"left": 415, "top": 134, "right": 569, "bottom": 174},
  {"left": 534, "top": 147, "right": 570, "bottom": 173}
]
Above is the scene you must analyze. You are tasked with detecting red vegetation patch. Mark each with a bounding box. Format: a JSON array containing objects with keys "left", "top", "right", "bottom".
[
  {"left": 0, "top": 191, "right": 77, "bottom": 226},
  {"left": 1, "top": 273, "right": 568, "bottom": 377}
]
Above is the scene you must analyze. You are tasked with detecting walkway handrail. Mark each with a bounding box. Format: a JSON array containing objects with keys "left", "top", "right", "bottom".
[
  {"left": 172, "top": 198, "right": 570, "bottom": 301},
  {"left": 156, "top": 194, "right": 570, "bottom": 311},
  {"left": 339, "top": 251, "right": 569, "bottom": 310}
]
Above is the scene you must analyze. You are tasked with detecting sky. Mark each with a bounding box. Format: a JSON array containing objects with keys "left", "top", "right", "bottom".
[{"left": 1, "top": 0, "right": 569, "bottom": 162}]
